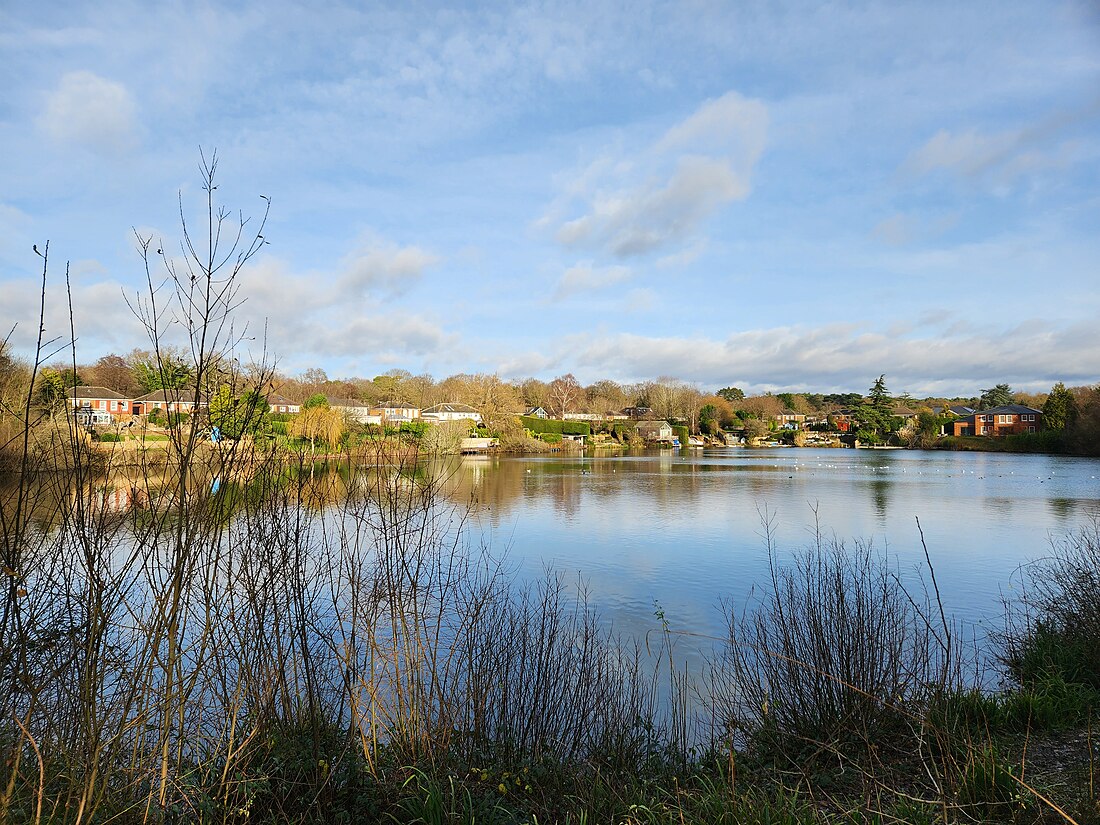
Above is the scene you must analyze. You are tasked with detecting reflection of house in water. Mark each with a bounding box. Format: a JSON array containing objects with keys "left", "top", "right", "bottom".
[{"left": 85, "top": 483, "right": 150, "bottom": 513}]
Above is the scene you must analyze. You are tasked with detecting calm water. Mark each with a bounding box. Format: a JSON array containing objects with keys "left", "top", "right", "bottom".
[{"left": 439, "top": 447, "right": 1100, "bottom": 663}]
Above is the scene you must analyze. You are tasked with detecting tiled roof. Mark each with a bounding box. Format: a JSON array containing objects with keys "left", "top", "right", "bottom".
[{"left": 69, "top": 385, "right": 128, "bottom": 400}]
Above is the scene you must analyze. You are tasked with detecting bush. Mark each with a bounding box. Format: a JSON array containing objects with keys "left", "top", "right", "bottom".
[
  {"left": 1001, "top": 520, "right": 1100, "bottom": 694},
  {"left": 520, "top": 416, "right": 591, "bottom": 437},
  {"left": 711, "top": 530, "right": 951, "bottom": 767},
  {"left": 96, "top": 432, "right": 122, "bottom": 443}
]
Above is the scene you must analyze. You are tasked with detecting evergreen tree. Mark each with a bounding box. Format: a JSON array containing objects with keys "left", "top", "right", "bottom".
[
  {"left": 854, "top": 375, "right": 900, "bottom": 444},
  {"left": 1042, "top": 382, "right": 1077, "bottom": 431},
  {"left": 979, "top": 384, "right": 1014, "bottom": 409}
]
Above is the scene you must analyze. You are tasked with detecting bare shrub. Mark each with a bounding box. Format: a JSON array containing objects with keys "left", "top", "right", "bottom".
[{"left": 709, "top": 514, "right": 954, "bottom": 773}]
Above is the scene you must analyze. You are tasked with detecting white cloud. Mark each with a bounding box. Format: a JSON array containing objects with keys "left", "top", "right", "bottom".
[
  {"left": 903, "top": 101, "right": 1097, "bottom": 189},
  {"left": 37, "top": 70, "right": 140, "bottom": 155},
  {"left": 490, "top": 319, "right": 1100, "bottom": 395},
  {"left": 552, "top": 262, "right": 632, "bottom": 299},
  {"left": 338, "top": 237, "right": 440, "bottom": 298},
  {"left": 545, "top": 90, "right": 768, "bottom": 258}
]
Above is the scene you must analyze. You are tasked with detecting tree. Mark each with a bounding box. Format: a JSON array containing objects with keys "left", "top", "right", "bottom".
[
  {"left": 34, "top": 368, "right": 68, "bottom": 415},
  {"left": 979, "top": 384, "right": 1014, "bottom": 410},
  {"left": 717, "top": 386, "right": 745, "bottom": 403},
  {"left": 1042, "top": 382, "right": 1077, "bottom": 431},
  {"left": 131, "top": 348, "right": 193, "bottom": 393},
  {"left": 547, "top": 373, "right": 581, "bottom": 418},
  {"left": 86, "top": 353, "right": 140, "bottom": 395},
  {"left": 208, "top": 384, "right": 269, "bottom": 440},
  {"left": 853, "top": 375, "right": 899, "bottom": 444},
  {"left": 289, "top": 405, "right": 346, "bottom": 455}
]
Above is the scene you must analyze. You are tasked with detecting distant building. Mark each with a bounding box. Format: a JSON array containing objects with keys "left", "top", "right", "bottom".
[
  {"left": 421, "top": 402, "right": 482, "bottom": 424},
  {"left": 326, "top": 396, "right": 379, "bottom": 424},
  {"left": 952, "top": 405, "right": 1042, "bottom": 437},
  {"left": 68, "top": 385, "right": 131, "bottom": 415},
  {"left": 267, "top": 393, "right": 300, "bottom": 414},
  {"left": 524, "top": 406, "right": 549, "bottom": 419},
  {"left": 370, "top": 400, "right": 421, "bottom": 424},
  {"left": 635, "top": 420, "right": 674, "bottom": 443},
  {"left": 622, "top": 406, "right": 653, "bottom": 420},
  {"left": 132, "top": 389, "right": 203, "bottom": 415}
]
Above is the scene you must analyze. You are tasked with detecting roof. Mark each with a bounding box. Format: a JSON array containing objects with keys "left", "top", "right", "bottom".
[
  {"left": 373, "top": 400, "right": 418, "bottom": 410},
  {"left": 635, "top": 419, "right": 672, "bottom": 434},
  {"left": 326, "top": 396, "right": 368, "bottom": 408},
  {"left": 133, "top": 389, "right": 200, "bottom": 403},
  {"left": 267, "top": 393, "right": 299, "bottom": 405},
  {"left": 981, "top": 404, "right": 1043, "bottom": 415},
  {"left": 69, "top": 385, "right": 128, "bottom": 400},
  {"left": 422, "top": 402, "right": 479, "bottom": 414}
]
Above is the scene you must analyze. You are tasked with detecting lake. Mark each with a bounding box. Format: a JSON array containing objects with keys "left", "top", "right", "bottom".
[{"left": 435, "top": 447, "right": 1100, "bottom": 668}]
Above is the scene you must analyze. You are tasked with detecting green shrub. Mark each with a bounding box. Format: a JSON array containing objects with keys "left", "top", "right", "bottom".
[
  {"left": 538, "top": 432, "right": 562, "bottom": 444},
  {"left": 1001, "top": 521, "right": 1100, "bottom": 695},
  {"left": 96, "top": 432, "right": 122, "bottom": 443}
]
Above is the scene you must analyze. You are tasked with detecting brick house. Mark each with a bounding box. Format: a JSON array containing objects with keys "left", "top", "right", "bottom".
[
  {"left": 952, "top": 405, "right": 1042, "bottom": 437},
  {"left": 132, "top": 389, "right": 203, "bottom": 415},
  {"left": 68, "top": 385, "right": 132, "bottom": 416}
]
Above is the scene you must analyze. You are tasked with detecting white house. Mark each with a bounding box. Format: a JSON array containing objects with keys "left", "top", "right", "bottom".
[{"left": 421, "top": 402, "right": 483, "bottom": 425}]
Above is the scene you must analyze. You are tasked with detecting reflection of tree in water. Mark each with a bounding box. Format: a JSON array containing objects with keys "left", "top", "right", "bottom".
[
  {"left": 864, "top": 454, "right": 893, "bottom": 522},
  {"left": 1047, "top": 497, "right": 1077, "bottom": 522},
  {"left": 870, "top": 477, "right": 890, "bottom": 521}
]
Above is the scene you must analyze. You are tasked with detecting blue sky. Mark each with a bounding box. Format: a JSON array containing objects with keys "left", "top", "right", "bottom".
[{"left": 2, "top": 1, "right": 1098, "bottom": 396}]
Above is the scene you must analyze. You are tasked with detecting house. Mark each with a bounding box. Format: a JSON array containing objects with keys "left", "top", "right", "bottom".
[
  {"left": 421, "top": 402, "right": 482, "bottom": 424},
  {"left": 635, "top": 420, "right": 674, "bottom": 443},
  {"left": 774, "top": 411, "right": 806, "bottom": 430},
  {"left": 524, "top": 406, "right": 549, "bottom": 419},
  {"left": 68, "top": 385, "right": 132, "bottom": 416},
  {"left": 369, "top": 400, "right": 421, "bottom": 425},
  {"left": 830, "top": 409, "right": 856, "bottom": 432},
  {"left": 563, "top": 412, "right": 604, "bottom": 421},
  {"left": 132, "top": 389, "right": 203, "bottom": 415},
  {"left": 622, "top": 406, "right": 653, "bottom": 420},
  {"left": 267, "top": 392, "right": 301, "bottom": 414},
  {"left": 952, "top": 405, "right": 1042, "bottom": 437},
  {"left": 932, "top": 405, "right": 976, "bottom": 417},
  {"left": 326, "top": 397, "right": 380, "bottom": 424}
]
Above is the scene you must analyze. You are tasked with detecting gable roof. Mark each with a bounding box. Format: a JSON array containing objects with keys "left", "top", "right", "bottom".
[
  {"left": 326, "top": 396, "right": 368, "bottom": 408},
  {"left": 980, "top": 404, "right": 1043, "bottom": 415},
  {"left": 423, "top": 402, "right": 479, "bottom": 414},
  {"left": 133, "top": 389, "right": 200, "bottom": 404},
  {"left": 635, "top": 419, "right": 672, "bottom": 435},
  {"left": 69, "top": 385, "right": 129, "bottom": 400}
]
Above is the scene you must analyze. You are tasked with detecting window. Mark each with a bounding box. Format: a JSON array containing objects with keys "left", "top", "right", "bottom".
[
  {"left": 984, "top": 414, "right": 993, "bottom": 422},
  {"left": 998, "top": 415, "right": 1011, "bottom": 424},
  {"left": 110, "top": 400, "right": 117, "bottom": 411},
  {"left": 1028, "top": 426, "right": 1036, "bottom": 433},
  {"left": 1025, "top": 414, "right": 1034, "bottom": 421}
]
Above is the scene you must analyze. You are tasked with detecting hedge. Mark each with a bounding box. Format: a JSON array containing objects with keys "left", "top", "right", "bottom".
[{"left": 520, "top": 416, "right": 591, "bottom": 436}]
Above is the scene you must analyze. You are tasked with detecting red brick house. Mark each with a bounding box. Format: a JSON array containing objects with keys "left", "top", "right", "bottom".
[
  {"left": 132, "top": 389, "right": 203, "bottom": 415},
  {"left": 952, "top": 405, "right": 1042, "bottom": 437},
  {"left": 68, "top": 386, "right": 132, "bottom": 415}
]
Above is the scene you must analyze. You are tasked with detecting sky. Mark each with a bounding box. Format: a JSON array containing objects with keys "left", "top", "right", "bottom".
[{"left": 2, "top": 1, "right": 1099, "bottom": 397}]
